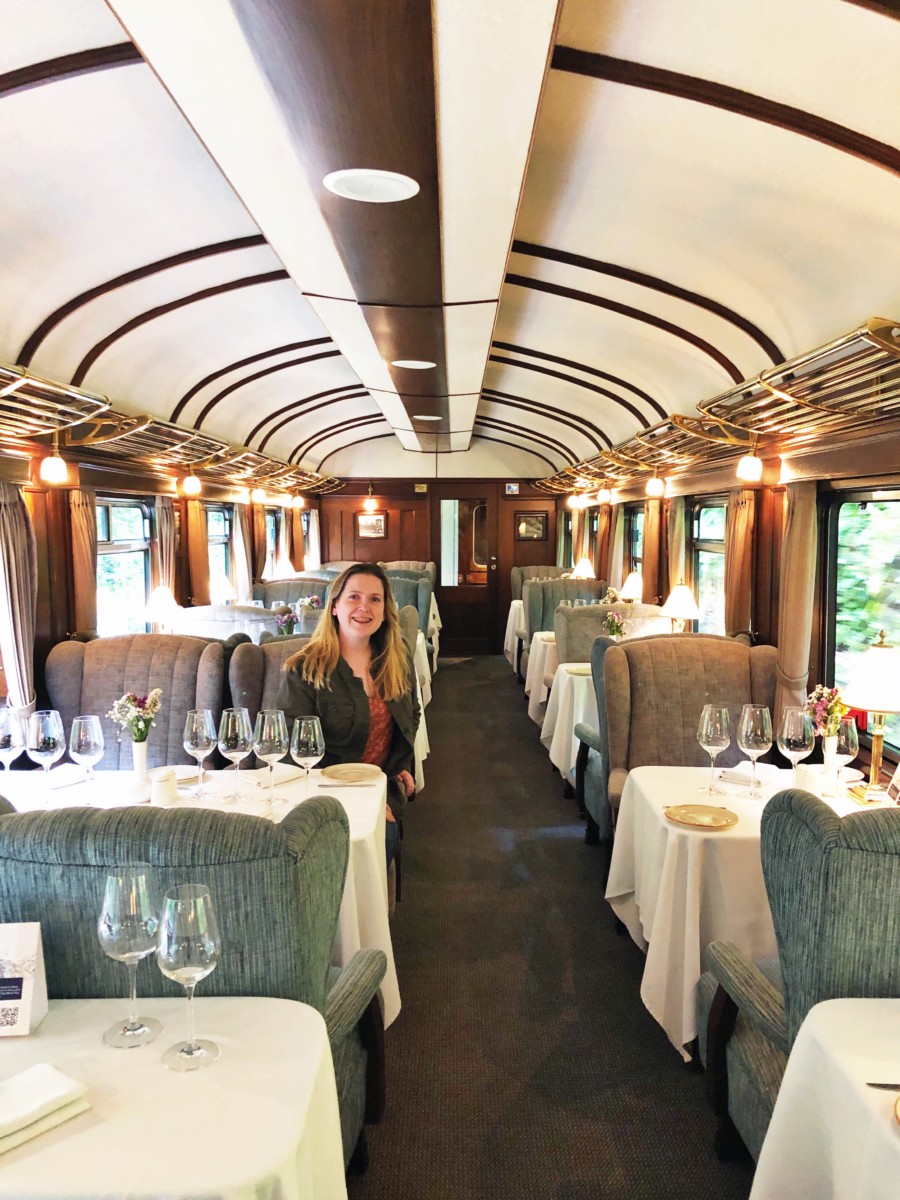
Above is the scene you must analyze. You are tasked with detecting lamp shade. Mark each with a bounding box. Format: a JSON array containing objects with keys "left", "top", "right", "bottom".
[
  {"left": 661, "top": 584, "right": 700, "bottom": 621},
  {"left": 39, "top": 453, "right": 68, "bottom": 484},
  {"left": 645, "top": 475, "right": 665, "bottom": 498},
  {"left": 841, "top": 632, "right": 900, "bottom": 714},
  {"left": 620, "top": 571, "right": 643, "bottom": 601},
  {"left": 144, "top": 586, "right": 180, "bottom": 625},
  {"left": 570, "top": 557, "right": 595, "bottom": 580},
  {"left": 736, "top": 453, "right": 763, "bottom": 483}
]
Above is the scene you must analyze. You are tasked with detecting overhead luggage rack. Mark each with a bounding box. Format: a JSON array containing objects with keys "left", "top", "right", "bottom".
[{"left": 0, "top": 364, "right": 110, "bottom": 441}]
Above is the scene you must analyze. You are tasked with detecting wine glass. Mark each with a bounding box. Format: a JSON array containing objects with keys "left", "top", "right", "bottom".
[
  {"left": 253, "top": 709, "right": 289, "bottom": 809},
  {"left": 737, "top": 704, "right": 773, "bottom": 796},
  {"left": 97, "top": 863, "right": 163, "bottom": 1048},
  {"left": 69, "top": 715, "right": 105, "bottom": 783},
  {"left": 290, "top": 716, "right": 325, "bottom": 795},
  {"left": 776, "top": 707, "right": 815, "bottom": 787},
  {"left": 834, "top": 715, "right": 860, "bottom": 794},
  {"left": 156, "top": 884, "right": 220, "bottom": 1071},
  {"left": 697, "top": 704, "right": 731, "bottom": 795},
  {"left": 25, "top": 710, "right": 65, "bottom": 797},
  {"left": 183, "top": 709, "right": 217, "bottom": 799},
  {"left": 217, "top": 707, "right": 253, "bottom": 804},
  {"left": 0, "top": 708, "right": 24, "bottom": 772}
]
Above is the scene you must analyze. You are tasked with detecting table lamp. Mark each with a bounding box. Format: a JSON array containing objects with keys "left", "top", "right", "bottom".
[
  {"left": 620, "top": 571, "right": 643, "bottom": 602},
  {"left": 660, "top": 583, "right": 700, "bottom": 633},
  {"left": 144, "top": 585, "right": 180, "bottom": 633},
  {"left": 840, "top": 629, "right": 900, "bottom": 802},
  {"left": 570, "top": 557, "right": 595, "bottom": 580}
]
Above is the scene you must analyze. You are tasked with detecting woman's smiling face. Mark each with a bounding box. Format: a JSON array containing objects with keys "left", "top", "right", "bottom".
[{"left": 332, "top": 572, "right": 385, "bottom": 643}]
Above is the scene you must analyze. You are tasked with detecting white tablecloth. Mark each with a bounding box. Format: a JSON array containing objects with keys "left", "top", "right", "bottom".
[
  {"left": 0, "top": 997, "right": 346, "bottom": 1199},
  {"left": 751, "top": 998, "right": 900, "bottom": 1200},
  {"left": 413, "top": 672, "right": 430, "bottom": 794},
  {"left": 503, "top": 599, "right": 524, "bottom": 666},
  {"left": 427, "top": 594, "right": 441, "bottom": 668},
  {"left": 2, "top": 766, "right": 401, "bottom": 1028},
  {"left": 540, "top": 665, "right": 597, "bottom": 783},
  {"left": 525, "top": 633, "right": 559, "bottom": 726},
  {"left": 414, "top": 630, "right": 432, "bottom": 707}
]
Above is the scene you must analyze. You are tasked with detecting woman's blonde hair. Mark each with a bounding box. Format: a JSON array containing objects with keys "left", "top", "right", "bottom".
[{"left": 284, "top": 564, "right": 411, "bottom": 700}]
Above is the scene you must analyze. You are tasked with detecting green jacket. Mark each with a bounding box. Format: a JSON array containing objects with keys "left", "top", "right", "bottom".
[{"left": 276, "top": 653, "right": 420, "bottom": 819}]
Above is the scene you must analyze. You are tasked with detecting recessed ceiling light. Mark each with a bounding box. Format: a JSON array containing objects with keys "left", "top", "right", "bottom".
[
  {"left": 323, "top": 168, "right": 419, "bottom": 203},
  {"left": 391, "top": 359, "right": 436, "bottom": 370},
  {"left": 412, "top": 414, "right": 442, "bottom": 422}
]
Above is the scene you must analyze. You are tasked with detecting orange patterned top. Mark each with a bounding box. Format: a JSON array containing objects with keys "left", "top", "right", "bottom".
[{"left": 362, "top": 692, "right": 393, "bottom": 768}]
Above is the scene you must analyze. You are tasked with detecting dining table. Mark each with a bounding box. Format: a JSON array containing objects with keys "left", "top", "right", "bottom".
[
  {"left": 503, "top": 598, "right": 525, "bottom": 668},
  {"left": 539, "top": 663, "right": 597, "bottom": 784},
  {"left": 605, "top": 765, "right": 892, "bottom": 1059},
  {"left": 525, "top": 632, "right": 559, "bottom": 725},
  {"left": 0, "top": 996, "right": 347, "bottom": 1199},
  {"left": 0, "top": 764, "right": 401, "bottom": 1028},
  {"left": 750, "top": 997, "right": 900, "bottom": 1200}
]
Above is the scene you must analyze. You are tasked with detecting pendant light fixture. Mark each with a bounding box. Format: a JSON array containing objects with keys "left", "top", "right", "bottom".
[
  {"left": 39, "top": 431, "right": 68, "bottom": 485},
  {"left": 736, "top": 436, "right": 763, "bottom": 483},
  {"left": 181, "top": 467, "right": 202, "bottom": 497},
  {"left": 645, "top": 473, "right": 665, "bottom": 498}
]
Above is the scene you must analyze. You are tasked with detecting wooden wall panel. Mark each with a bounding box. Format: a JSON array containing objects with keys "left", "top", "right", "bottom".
[
  {"left": 496, "top": 494, "right": 558, "bottom": 633},
  {"left": 319, "top": 493, "right": 430, "bottom": 564}
]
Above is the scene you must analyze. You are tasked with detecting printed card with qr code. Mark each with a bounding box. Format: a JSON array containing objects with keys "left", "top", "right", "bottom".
[{"left": 0, "top": 923, "right": 47, "bottom": 1036}]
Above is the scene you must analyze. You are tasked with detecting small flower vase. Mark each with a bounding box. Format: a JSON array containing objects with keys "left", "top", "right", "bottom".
[
  {"left": 130, "top": 738, "right": 150, "bottom": 801},
  {"left": 821, "top": 733, "right": 838, "bottom": 797}
]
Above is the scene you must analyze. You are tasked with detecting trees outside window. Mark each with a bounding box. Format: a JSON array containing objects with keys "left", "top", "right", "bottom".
[{"left": 96, "top": 499, "right": 151, "bottom": 635}]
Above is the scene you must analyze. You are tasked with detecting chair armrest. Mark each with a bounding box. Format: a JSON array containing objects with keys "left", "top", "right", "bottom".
[
  {"left": 325, "top": 948, "right": 387, "bottom": 1043},
  {"left": 574, "top": 722, "right": 603, "bottom": 754},
  {"left": 608, "top": 767, "right": 628, "bottom": 813},
  {"left": 707, "top": 941, "right": 788, "bottom": 1052},
  {"left": 0, "top": 796, "right": 16, "bottom": 816}
]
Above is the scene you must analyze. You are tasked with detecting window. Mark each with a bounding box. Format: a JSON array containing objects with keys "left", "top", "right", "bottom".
[
  {"left": 264, "top": 508, "right": 279, "bottom": 578},
  {"left": 587, "top": 508, "right": 599, "bottom": 564},
  {"left": 626, "top": 505, "right": 644, "bottom": 574},
  {"left": 826, "top": 492, "right": 900, "bottom": 753},
  {"left": 96, "top": 499, "right": 151, "bottom": 635},
  {"left": 691, "top": 500, "right": 726, "bottom": 635},
  {"left": 206, "top": 504, "right": 232, "bottom": 600},
  {"left": 560, "top": 509, "right": 573, "bottom": 568}
]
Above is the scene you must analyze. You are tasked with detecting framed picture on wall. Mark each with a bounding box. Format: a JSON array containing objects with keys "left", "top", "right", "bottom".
[
  {"left": 355, "top": 511, "right": 388, "bottom": 540},
  {"left": 505, "top": 482, "right": 520, "bottom": 495},
  {"left": 515, "top": 512, "right": 547, "bottom": 541}
]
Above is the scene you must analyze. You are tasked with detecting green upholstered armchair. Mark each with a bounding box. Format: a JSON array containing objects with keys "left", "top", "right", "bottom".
[
  {"left": 519, "top": 577, "right": 608, "bottom": 680},
  {"left": 510, "top": 564, "right": 568, "bottom": 602},
  {"left": 45, "top": 634, "right": 226, "bottom": 771},
  {"left": 0, "top": 795, "right": 387, "bottom": 1171},
  {"left": 573, "top": 635, "right": 617, "bottom": 847},
  {"left": 697, "top": 789, "right": 900, "bottom": 1162}
]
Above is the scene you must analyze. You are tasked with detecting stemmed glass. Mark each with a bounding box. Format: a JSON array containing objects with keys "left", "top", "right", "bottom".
[
  {"left": 737, "top": 703, "right": 773, "bottom": 796},
  {"left": 97, "top": 863, "right": 162, "bottom": 1048},
  {"left": 183, "top": 709, "right": 217, "bottom": 800},
  {"left": 0, "top": 708, "right": 24, "bottom": 772},
  {"left": 253, "top": 709, "right": 289, "bottom": 809},
  {"left": 156, "top": 884, "right": 220, "bottom": 1071},
  {"left": 69, "top": 715, "right": 105, "bottom": 783},
  {"left": 776, "top": 707, "right": 815, "bottom": 787},
  {"left": 217, "top": 707, "right": 253, "bottom": 804},
  {"left": 290, "top": 716, "right": 325, "bottom": 795},
  {"left": 834, "top": 715, "right": 860, "bottom": 794},
  {"left": 25, "top": 710, "right": 65, "bottom": 797},
  {"left": 697, "top": 704, "right": 731, "bottom": 795}
]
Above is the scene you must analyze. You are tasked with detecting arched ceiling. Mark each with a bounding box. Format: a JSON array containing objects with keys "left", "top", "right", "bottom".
[{"left": 1, "top": 0, "right": 898, "bottom": 482}]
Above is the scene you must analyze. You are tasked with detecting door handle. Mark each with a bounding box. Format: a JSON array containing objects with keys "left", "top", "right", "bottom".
[{"left": 490, "top": 564, "right": 496, "bottom": 571}]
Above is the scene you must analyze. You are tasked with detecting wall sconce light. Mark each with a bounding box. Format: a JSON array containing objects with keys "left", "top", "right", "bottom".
[
  {"left": 362, "top": 482, "right": 378, "bottom": 513},
  {"left": 620, "top": 571, "right": 643, "bottom": 602},
  {"left": 661, "top": 582, "right": 700, "bottom": 633},
  {"left": 596, "top": 488, "right": 612, "bottom": 505},
  {"left": 250, "top": 487, "right": 267, "bottom": 504},
  {"left": 736, "top": 438, "right": 763, "bottom": 483},
  {"left": 645, "top": 473, "right": 665, "bottom": 498},
  {"left": 39, "top": 432, "right": 68, "bottom": 485},
  {"left": 291, "top": 495, "right": 306, "bottom": 509},
  {"left": 181, "top": 470, "right": 202, "bottom": 497}
]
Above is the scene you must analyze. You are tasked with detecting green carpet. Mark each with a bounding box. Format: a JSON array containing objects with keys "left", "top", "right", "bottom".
[{"left": 348, "top": 656, "right": 754, "bottom": 1199}]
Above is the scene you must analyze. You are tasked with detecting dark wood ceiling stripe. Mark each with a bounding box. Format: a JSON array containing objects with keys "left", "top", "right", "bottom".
[
  {"left": 511, "top": 241, "right": 784, "bottom": 363},
  {"left": 505, "top": 273, "right": 744, "bottom": 383},
  {"left": 492, "top": 340, "right": 660, "bottom": 410},
  {"left": 20, "top": 236, "right": 268, "bottom": 368},
  {"left": 843, "top": 0, "right": 900, "bottom": 19},
  {"left": 360, "top": 304, "right": 449, "bottom": 403},
  {"left": 194, "top": 350, "right": 341, "bottom": 429},
  {"left": 0, "top": 44, "right": 142, "bottom": 100},
  {"left": 552, "top": 47, "right": 900, "bottom": 177},
  {"left": 489, "top": 353, "right": 662, "bottom": 426},
  {"left": 474, "top": 416, "right": 577, "bottom": 464},
  {"left": 257, "top": 390, "right": 370, "bottom": 453},
  {"left": 470, "top": 433, "right": 558, "bottom": 474},
  {"left": 481, "top": 387, "right": 611, "bottom": 451},
  {"left": 316, "top": 432, "right": 396, "bottom": 472},
  {"left": 170, "top": 336, "right": 333, "bottom": 422},
  {"left": 70, "top": 270, "right": 288, "bottom": 387},
  {"left": 290, "top": 414, "right": 388, "bottom": 464},
  {"left": 246, "top": 384, "right": 365, "bottom": 446}
]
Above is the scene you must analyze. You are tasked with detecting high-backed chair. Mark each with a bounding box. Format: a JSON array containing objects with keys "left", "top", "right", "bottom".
[
  {"left": 0, "top": 795, "right": 386, "bottom": 1169},
  {"left": 696, "top": 790, "right": 900, "bottom": 1162},
  {"left": 520, "top": 577, "right": 608, "bottom": 678},
  {"left": 229, "top": 638, "right": 306, "bottom": 732},
  {"left": 510, "top": 564, "right": 568, "bottom": 601},
  {"left": 170, "top": 603, "right": 281, "bottom": 642},
  {"left": 380, "top": 560, "right": 437, "bottom": 589},
  {"left": 252, "top": 579, "right": 331, "bottom": 609},
  {"left": 398, "top": 604, "right": 418, "bottom": 657},
  {"left": 388, "top": 576, "right": 431, "bottom": 637},
  {"left": 554, "top": 603, "right": 667, "bottom": 665},
  {"left": 45, "top": 634, "right": 225, "bottom": 771}
]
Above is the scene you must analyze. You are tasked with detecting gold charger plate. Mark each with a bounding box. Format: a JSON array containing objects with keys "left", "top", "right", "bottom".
[
  {"left": 566, "top": 664, "right": 592, "bottom": 676},
  {"left": 321, "top": 763, "right": 382, "bottom": 783},
  {"left": 664, "top": 804, "right": 739, "bottom": 830}
]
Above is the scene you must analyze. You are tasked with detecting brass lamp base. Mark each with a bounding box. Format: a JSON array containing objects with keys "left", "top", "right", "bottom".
[{"left": 864, "top": 718, "right": 888, "bottom": 803}]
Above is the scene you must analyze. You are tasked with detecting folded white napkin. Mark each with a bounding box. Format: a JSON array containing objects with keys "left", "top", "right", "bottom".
[
  {"left": 46, "top": 764, "right": 87, "bottom": 791},
  {"left": 718, "top": 761, "right": 779, "bottom": 785},
  {"left": 0, "top": 1063, "right": 88, "bottom": 1146}
]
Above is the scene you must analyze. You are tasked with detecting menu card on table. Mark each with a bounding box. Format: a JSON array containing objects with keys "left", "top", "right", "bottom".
[{"left": 0, "top": 923, "right": 48, "bottom": 1036}]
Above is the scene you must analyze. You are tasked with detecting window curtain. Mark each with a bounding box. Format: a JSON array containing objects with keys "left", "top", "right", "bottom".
[
  {"left": 667, "top": 496, "right": 686, "bottom": 590},
  {"left": 0, "top": 483, "right": 37, "bottom": 715},
  {"left": 232, "top": 502, "right": 253, "bottom": 602},
  {"left": 289, "top": 507, "right": 305, "bottom": 572},
  {"left": 153, "top": 495, "right": 176, "bottom": 593},
  {"left": 594, "top": 504, "right": 612, "bottom": 581},
  {"left": 185, "top": 499, "right": 211, "bottom": 606},
  {"left": 641, "top": 498, "right": 666, "bottom": 604},
  {"left": 571, "top": 508, "right": 588, "bottom": 565},
  {"left": 69, "top": 488, "right": 98, "bottom": 637},
  {"left": 724, "top": 488, "right": 757, "bottom": 636},
  {"left": 775, "top": 482, "right": 818, "bottom": 720},
  {"left": 305, "top": 507, "right": 321, "bottom": 570},
  {"left": 278, "top": 506, "right": 292, "bottom": 575},
  {"left": 252, "top": 504, "right": 268, "bottom": 581},
  {"left": 556, "top": 508, "right": 568, "bottom": 568},
  {"left": 608, "top": 504, "right": 625, "bottom": 589}
]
